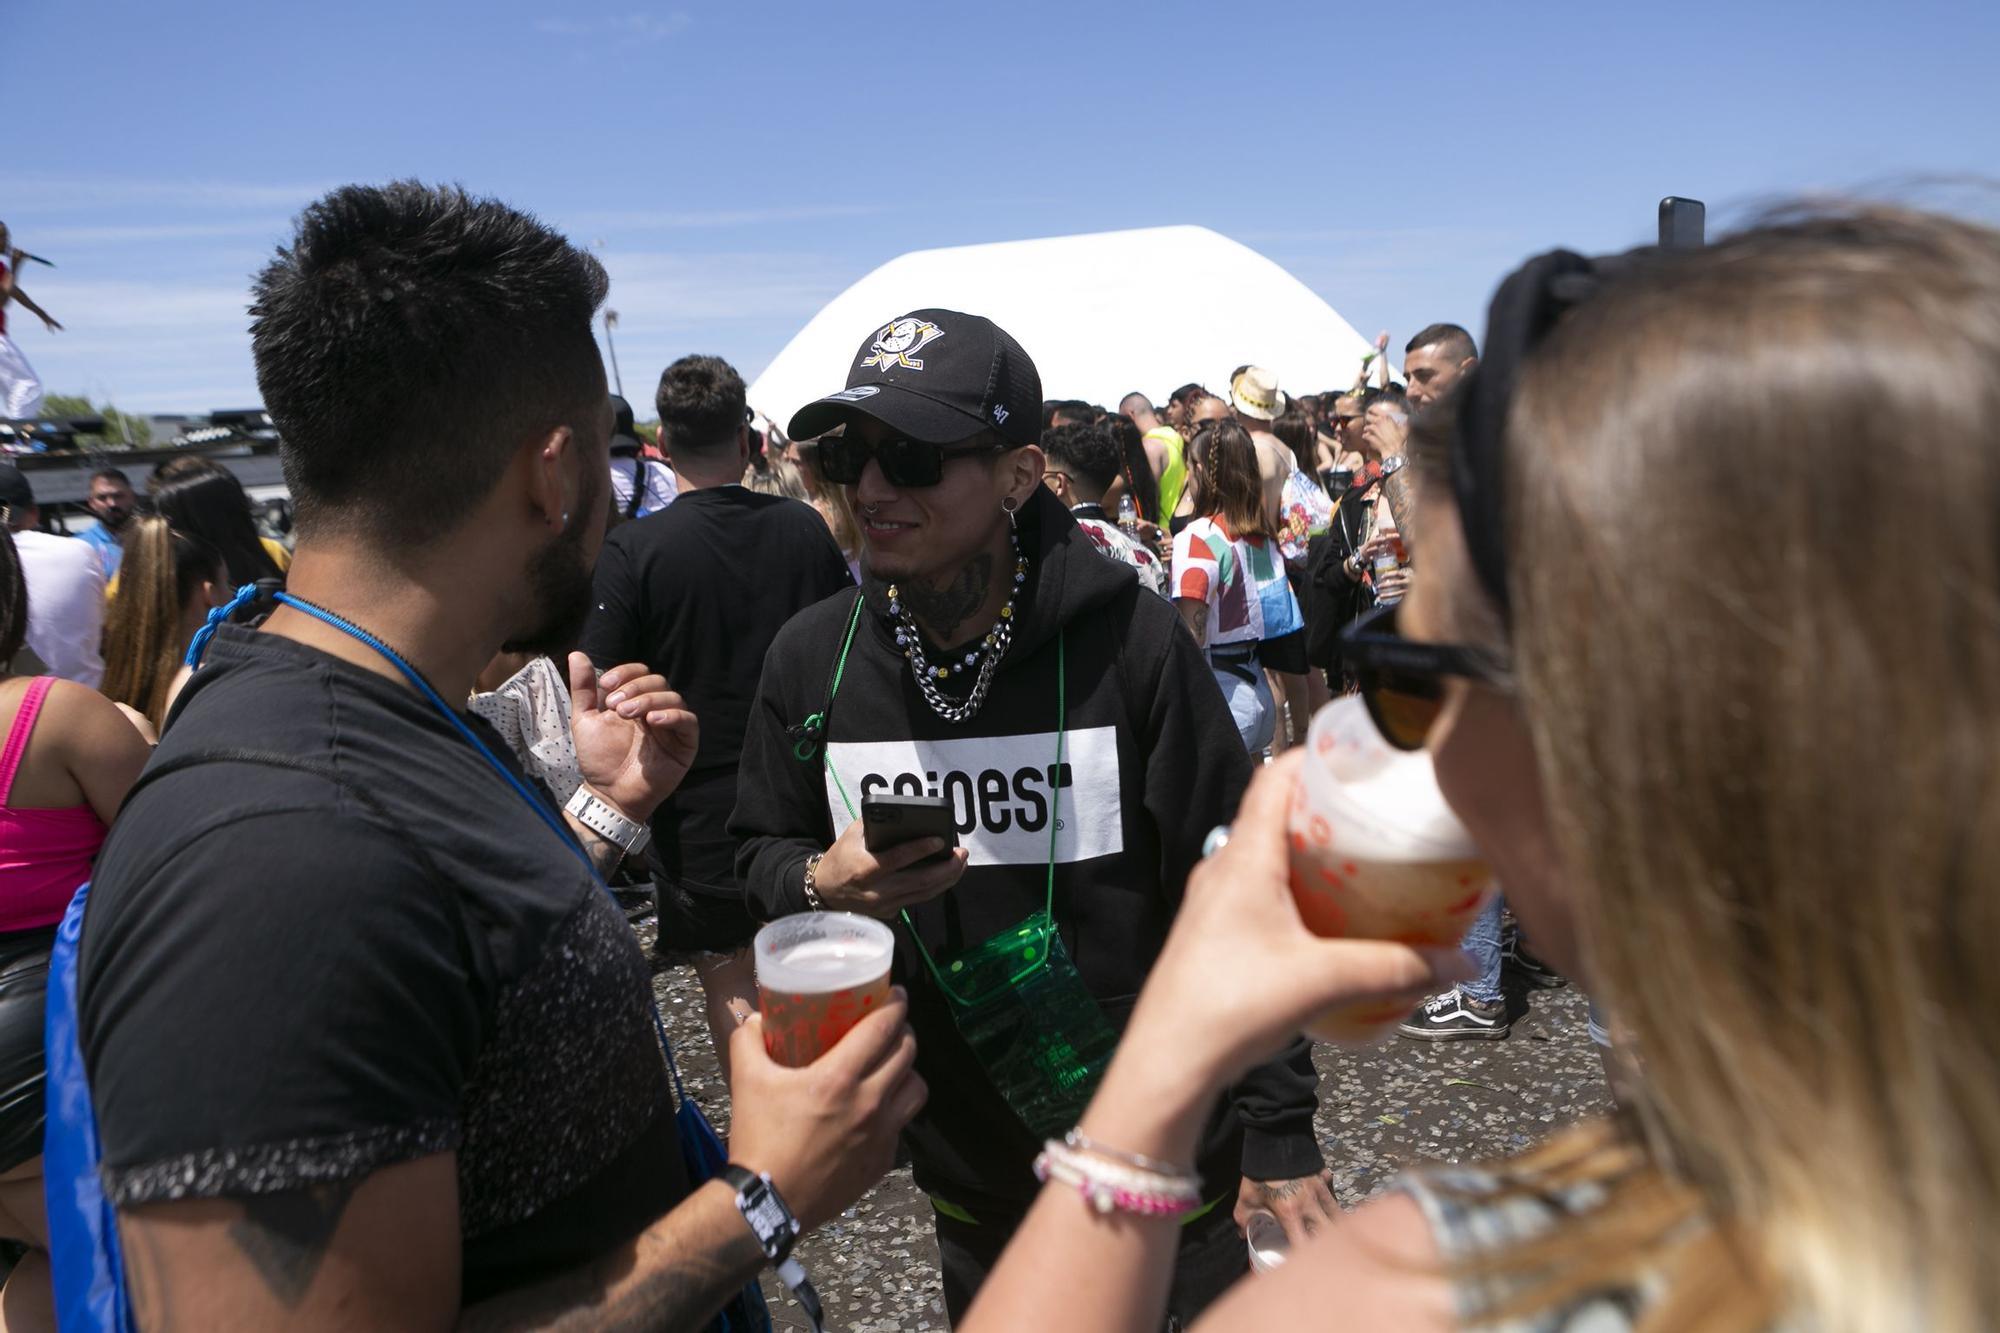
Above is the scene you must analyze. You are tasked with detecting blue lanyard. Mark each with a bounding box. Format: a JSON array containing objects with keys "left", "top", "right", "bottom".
[{"left": 186, "top": 584, "right": 690, "bottom": 1092}]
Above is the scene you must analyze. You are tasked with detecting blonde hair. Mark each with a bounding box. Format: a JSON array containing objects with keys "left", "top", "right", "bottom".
[
  {"left": 744, "top": 454, "right": 811, "bottom": 503},
  {"left": 1479, "top": 206, "right": 2000, "bottom": 1330},
  {"left": 792, "top": 439, "right": 862, "bottom": 561},
  {"left": 101, "top": 517, "right": 222, "bottom": 729}
]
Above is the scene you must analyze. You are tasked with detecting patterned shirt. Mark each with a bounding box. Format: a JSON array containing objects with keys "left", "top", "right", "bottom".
[
  {"left": 1070, "top": 505, "right": 1167, "bottom": 596},
  {"left": 1276, "top": 466, "right": 1335, "bottom": 564},
  {"left": 1171, "top": 515, "right": 1304, "bottom": 647}
]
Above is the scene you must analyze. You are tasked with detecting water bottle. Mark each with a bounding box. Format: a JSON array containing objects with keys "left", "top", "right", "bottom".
[{"left": 1116, "top": 493, "right": 1140, "bottom": 535}]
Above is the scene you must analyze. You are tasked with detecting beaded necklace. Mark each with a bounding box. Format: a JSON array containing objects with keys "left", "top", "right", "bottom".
[{"left": 886, "top": 531, "right": 1029, "bottom": 724}]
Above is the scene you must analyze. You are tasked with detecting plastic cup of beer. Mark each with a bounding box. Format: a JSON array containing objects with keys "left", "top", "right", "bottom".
[
  {"left": 754, "top": 912, "right": 896, "bottom": 1067},
  {"left": 1287, "top": 695, "right": 1491, "bottom": 1044}
]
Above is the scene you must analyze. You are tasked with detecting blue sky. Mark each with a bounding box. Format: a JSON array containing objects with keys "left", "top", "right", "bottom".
[{"left": 11, "top": 0, "right": 1999, "bottom": 414}]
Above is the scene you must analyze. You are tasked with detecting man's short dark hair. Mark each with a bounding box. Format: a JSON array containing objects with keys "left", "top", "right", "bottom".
[
  {"left": 1168, "top": 382, "right": 1207, "bottom": 407},
  {"left": 1119, "top": 391, "right": 1153, "bottom": 416},
  {"left": 1041, "top": 421, "right": 1124, "bottom": 494},
  {"left": 1405, "top": 322, "right": 1478, "bottom": 362},
  {"left": 90, "top": 467, "right": 131, "bottom": 489},
  {"left": 250, "top": 181, "right": 608, "bottom": 544},
  {"left": 655, "top": 355, "right": 747, "bottom": 457},
  {"left": 1048, "top": 399, "right": 1098, "bottom": 429}
]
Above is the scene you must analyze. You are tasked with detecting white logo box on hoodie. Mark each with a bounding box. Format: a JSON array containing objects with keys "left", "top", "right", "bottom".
[{"left": 825, "top": 726, "right": 1125, "bottom": 867}]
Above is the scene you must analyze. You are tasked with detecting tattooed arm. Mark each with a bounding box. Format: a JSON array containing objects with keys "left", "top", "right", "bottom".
[
  {"left": 115, "top": 1154, "right": 759, "bottom": 1333},
  {"left": 118, "top": 1155, "right": 770, "bottom": 1333},
  {"left": 115, "top": 1002, "right": 925, "bottom": 1332}
]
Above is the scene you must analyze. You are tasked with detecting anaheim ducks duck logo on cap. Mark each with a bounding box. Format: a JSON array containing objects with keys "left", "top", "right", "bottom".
[{"left": 860, "top": 316, "right": 946, "bottom": 371}]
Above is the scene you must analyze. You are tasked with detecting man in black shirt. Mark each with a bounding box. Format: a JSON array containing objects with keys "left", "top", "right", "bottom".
[
  {"left": 583, "top": 354, "right": 853, "bottom": 1073},
  {"left": 731, "top": 309, "right": 1331, "bottom": 1327},
  {"left": 76, "top": 182, "right": 922, "bottom": 1331}
]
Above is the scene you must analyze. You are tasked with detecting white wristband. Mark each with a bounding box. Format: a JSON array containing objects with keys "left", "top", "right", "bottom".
[{"left": 565, "top": 786, "right": 652, "bottom": 859}]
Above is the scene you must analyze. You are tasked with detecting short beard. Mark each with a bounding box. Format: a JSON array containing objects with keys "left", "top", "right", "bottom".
[
  {"left": 504, "top": 520, "right": 594, "bottom": 657},
  {"left": 503, "top": 467, "right": 604, "bottom": 658}
]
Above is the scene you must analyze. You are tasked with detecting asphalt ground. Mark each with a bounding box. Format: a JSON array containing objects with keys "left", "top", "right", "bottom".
[{"left": 634, "top": 908, "right": 1614, "bottom": 1332}]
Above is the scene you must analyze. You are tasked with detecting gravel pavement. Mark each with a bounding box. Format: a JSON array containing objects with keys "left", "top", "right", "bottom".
[{"left": 634, "top": 909, "right": 1613, "bottom": 1332}]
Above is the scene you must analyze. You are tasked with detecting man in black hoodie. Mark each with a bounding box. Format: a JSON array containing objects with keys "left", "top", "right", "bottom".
[{"left": 731, "top": 310, "right": 1329, "bottom": 1326}]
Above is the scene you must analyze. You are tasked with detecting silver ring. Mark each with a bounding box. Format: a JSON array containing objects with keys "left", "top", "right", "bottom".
[{"left": 1201, "top": 824, "right": 1231, "bottom": 859}]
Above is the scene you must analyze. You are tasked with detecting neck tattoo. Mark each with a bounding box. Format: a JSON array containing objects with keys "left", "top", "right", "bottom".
[
  {"left": 894, "top": 552, "right": 994, "bottom": 643},
  {"left": 887, "top": 533, "right": 1029, "bottom": 724}
]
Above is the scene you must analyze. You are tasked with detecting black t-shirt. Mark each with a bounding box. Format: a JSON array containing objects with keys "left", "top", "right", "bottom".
[
  {"left": 79, "top": 627, "right": 688, "bottom": 1305},
  {"left": 581, "top": 486, "right": 852, "bottom": 892}
]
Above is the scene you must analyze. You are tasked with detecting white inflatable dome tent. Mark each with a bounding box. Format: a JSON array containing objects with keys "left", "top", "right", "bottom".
[{"left": 748, "top": 225, "right": 1378, "bottom": 430}]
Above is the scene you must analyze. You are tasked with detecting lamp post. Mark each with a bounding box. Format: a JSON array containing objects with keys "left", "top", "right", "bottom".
[{"left": 604, "top": 308, "right": 625, "bottom": 399}]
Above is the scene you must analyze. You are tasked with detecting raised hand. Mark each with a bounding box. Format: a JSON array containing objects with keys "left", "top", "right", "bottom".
[{"left": 566, "top": 652, "right": 698, "bottom": 822}]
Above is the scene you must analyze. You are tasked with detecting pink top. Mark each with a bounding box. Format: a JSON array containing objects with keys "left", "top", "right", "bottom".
[{"left": 0, "top": 677, "right": 107, "bottom": 931}]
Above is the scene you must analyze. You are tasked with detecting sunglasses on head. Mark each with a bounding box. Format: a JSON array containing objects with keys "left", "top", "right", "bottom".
[
  {"left": 1337, "top": 600, "right": 1507, "bottom": 751},
  {"left": 816, "top": 433, "right": 1009, "bottom": 488}
]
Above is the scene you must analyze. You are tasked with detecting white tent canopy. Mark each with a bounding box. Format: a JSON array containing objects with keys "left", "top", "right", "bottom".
[{"left": 748, "top": 225, "right": 1377, "bottom": 431}]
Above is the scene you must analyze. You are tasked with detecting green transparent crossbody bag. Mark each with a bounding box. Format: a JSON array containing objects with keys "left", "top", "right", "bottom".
[{"left": 800, "top": 596, "right": 1117, "bottom": 1139}]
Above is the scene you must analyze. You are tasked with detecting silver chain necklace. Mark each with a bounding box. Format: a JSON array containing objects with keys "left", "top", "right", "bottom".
[{"left": 887, "top": 534, "right": 1029, "bottom": 724}]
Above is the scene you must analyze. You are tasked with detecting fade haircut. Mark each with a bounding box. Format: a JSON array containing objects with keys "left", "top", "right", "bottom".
[
  {"left": 249, "top": 181, "right": 609, "bottom": 545},
  {"left": 1041, "top": 421, "right": 1124, "bottom": 494},
  {"left": 1119, "top": 391, "right": 1154, "bottom": 416},
  {"left": 90, "top": 467, "right": 132, "bottom": 489},
  {"left": 1405, "top": 322, "right": 1478, "bottom": 363},
  {"left": 656, "top": 355, "right": 747, "bottom": 457},
  {"left": 1050, "top": 399, "right": 1098, "bottom": 427}
]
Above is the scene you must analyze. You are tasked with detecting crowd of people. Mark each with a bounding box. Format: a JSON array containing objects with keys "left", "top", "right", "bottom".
[{"left": 0, "top": 178, "right": 1990, "bottom": 1332}]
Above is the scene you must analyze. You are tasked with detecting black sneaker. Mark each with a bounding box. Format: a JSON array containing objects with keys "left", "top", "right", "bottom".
[
  {"left": 1398, "top": 987, "right": 1510, "bottom": 1041},
  {"left": 1502, "top": 930, "right": 1565, "bottom": 990}
]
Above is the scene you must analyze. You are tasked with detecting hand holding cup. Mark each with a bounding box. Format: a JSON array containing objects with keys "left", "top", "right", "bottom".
[{"left": 1117, "top": 755, "right": 1472, "bottom": 1092}]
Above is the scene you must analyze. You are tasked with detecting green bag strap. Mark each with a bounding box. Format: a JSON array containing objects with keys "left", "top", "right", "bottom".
[
  {"left": 810, "top": 598, "right": 1067, "bottom": 1002},
  {"left": 790, "top": 590, "right": 868, "bottom": 762}
]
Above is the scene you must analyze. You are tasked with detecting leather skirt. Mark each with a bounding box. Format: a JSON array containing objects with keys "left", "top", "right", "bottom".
[{"left": 0, "top": 926, "right": 55, "bottom": 1172}]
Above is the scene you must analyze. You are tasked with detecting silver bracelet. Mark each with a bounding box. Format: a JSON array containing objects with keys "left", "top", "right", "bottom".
[
  {"left": 802, "top": 853, "right": 826, "bottom": 911},
  {"left": 1063, "top": 1129, "right": 1194, "bottom": 1178}
]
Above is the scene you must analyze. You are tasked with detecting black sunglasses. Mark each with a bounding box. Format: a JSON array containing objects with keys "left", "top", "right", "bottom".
[
  {"left": 1338, "top": 601, "right": 1507, "bottom": 751},
  {"left": 817, "top": 434, "right": 1008, "bottom": 488}
]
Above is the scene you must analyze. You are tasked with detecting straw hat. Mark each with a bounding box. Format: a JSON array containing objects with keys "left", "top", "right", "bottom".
[{"left": 1230, "top": 366, "right": 1286, "bottom": 421}]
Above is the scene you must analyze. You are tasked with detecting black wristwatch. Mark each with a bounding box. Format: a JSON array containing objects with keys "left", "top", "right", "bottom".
[{"left": 721, "top": 1164, "right": 823, "bottom": 1331}]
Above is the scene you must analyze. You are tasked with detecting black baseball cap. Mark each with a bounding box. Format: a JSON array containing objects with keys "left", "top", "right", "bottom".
[
  {"left": 608, "top": 394, "right": 644, "bottom": 455},
  {"left": 787, "top": 309, "right": 1042, "bottom": 447},
  {"left": 0, "top": 464, "right": 33, "bottom": 514}
]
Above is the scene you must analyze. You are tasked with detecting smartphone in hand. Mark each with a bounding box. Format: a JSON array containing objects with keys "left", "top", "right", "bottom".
[{"left": 861, "top": 792, "right": 960, "bottom": 865}]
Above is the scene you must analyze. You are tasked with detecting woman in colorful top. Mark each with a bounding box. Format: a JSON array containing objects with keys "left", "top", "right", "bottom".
[
  {"left": 0, "top": 528, "right": 150, "bottom": 1322},
  {"left": 1170, "top": 420, "right": 1305, "bottom": 755},
  {"left": 957, "top": 205, "right": 2000, "bottom": 1333}
]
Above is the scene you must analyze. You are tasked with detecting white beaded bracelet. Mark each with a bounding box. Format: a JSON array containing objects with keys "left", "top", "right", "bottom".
[{"left": 1033, "top": 1138, "right": 1201, "bottom": 1218}]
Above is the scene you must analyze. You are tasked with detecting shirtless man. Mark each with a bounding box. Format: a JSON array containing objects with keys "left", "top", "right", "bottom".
[{"left": 1227, "top": 366, "right": 1295, "bottom": 534}]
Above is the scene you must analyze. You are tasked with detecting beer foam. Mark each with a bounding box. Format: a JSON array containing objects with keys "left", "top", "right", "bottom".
[
  {"left": 754, "top": 912, "right": 895, "bottom": 993},
  {"left": 1297, "top": 698, "right": 1480, "bottom": 864}
]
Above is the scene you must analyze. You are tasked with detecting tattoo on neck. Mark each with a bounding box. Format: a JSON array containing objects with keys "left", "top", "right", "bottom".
[
  {"left": 227, "top": 1178, "right": 362, "bottom": 1307},
  {"left": 901, "top": 553, "right": 994, "bottom": 643}
]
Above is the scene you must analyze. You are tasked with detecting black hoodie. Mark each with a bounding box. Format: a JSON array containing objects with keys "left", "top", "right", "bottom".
[{"left": 731, "top": 487, "right": 1325, "bottom": 1218}]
